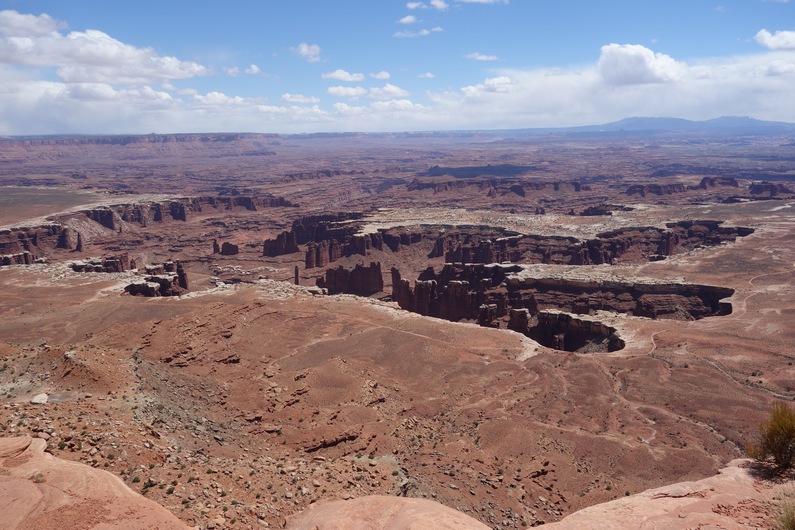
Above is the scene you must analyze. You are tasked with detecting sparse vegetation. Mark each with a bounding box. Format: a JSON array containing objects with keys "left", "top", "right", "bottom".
[
  {"left": 776, "top": 489, "right": 795, "bottom": 530},
  {"left": 747, "top": 402, "right": 795, "bottom": 469}
]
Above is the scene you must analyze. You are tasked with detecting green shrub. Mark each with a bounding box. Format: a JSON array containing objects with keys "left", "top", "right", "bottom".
[{"left": 747, "top": 402, "right": 795, "bottom": 469}]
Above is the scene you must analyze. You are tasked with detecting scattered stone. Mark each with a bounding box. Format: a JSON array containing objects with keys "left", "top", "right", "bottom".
[{"left": 30, "top": 394, "right": 48, "bottom": 405}]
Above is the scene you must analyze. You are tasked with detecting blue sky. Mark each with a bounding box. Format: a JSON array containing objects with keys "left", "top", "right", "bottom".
[{"left": 0, "top": 0, "right": 794, "bottom": 134}]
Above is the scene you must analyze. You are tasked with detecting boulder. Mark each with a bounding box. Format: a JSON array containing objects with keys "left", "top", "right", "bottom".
[
  {"left": 0, "top": 436, "right": 189, "bottom": 529},
  {"left": 286, "top": 495, "right": 489, "bottom": 530}
]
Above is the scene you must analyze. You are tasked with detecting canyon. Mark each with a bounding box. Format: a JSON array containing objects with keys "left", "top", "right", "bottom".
[{"left": 0, "top": 129, "right": 794, "bottom": 529}]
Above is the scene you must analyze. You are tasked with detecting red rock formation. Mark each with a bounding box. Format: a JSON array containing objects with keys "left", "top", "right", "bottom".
[
  {"left": 316, "top": 262, "right": 384, "bottom": 295},
  {"left": 82, "top": 208, "right": 119, "bottom": 230},
  {"left": 220, "top": 242, "right": 239, "bottom": 255},
  {"left": 432, "top": 221, "right": 753, "bottom": 266},
  {"left": 71, "top": 253, "right": 129, "bottom": 273},
  {"left": 1, "top": 251, "right": 35, "bottom": 265},
  {"left": 626, "top": 183, "right": 686, "bottom": 196},
  {"left": 263, "top": 230, "right": 299, "bottom": 257},
  {"left": 528, "top": 311, "right": 624, "bottom": 352},
  {"left": 286, "top": 495, "right": 490, "bottom": 530},
  {"left": 390, "top": 262, "right": 733, "bottom": 350},
  {"left": 749, "top": 181, "right": 794, "bottom": 197},
  {"left": 0, "top": 224, "right": 75, "bottom": 256},
  {"left": 176, "top": 261, "right": 189, "bottom": 290},
  {"left": 125, "top": 274, "right": 185, "bottom": 296},
  {"left": 0, "top": 436, "right": 190, "bottom": 530}
]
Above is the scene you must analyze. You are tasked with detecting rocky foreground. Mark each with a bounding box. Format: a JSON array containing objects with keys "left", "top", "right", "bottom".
[{"left": 0, "top": 435, "right": 781, "bottom": 529}]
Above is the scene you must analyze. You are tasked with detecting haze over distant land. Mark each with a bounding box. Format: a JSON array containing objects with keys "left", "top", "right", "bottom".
[{"left": 1, "top": 1, "right": 795, "bottom": 135}]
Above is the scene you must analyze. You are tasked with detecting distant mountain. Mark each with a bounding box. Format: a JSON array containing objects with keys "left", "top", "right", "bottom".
[{"left": 569, "top": 116, "right": 795, "bottom": 133}]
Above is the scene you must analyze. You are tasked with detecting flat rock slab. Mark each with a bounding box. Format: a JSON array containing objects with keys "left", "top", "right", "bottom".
[
  {"left": 30, "top": 394, "right": 48, "bottom": 404},
  {"left": 0, "top": 436, "right": 190, "bottom": 530},
  {"left": 286, "top": 495, "right": 491, "bottom": 529}
]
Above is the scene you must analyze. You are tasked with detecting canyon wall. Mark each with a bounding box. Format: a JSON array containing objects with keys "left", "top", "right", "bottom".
[
  {"left": 317, "top": 262, "right": 384, "bottom": 295},
  {"left": 432, "top": 221, "right": 753, "bottom": 266}
]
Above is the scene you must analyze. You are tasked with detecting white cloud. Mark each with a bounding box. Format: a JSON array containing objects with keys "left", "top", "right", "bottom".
[
  {"left": 245, "top": 64, "right": 261, "bottom": 75},
  {"left": 755, "top": 59, "right": 795, "bottom": 76},
  {"left": 327, "top": 85, "right": 368, "bottom": 97},
  {"left": 598, "top": 43, "right": 686, "bottom": 84},
  {"left": 224, "top": 66, "right": 240, "bottom": 76},
  {"left": 755, "top": 29, "right": 795, "bottom": 50},
  {"left": 465, "top": 52, "right": 499, "bottom": 61},
  {"left": 398, "top": 15, "right": 418, "bottom": 24},
  {"left": 431, "top": 0, "right": 449, "bottom": 9},
  {"left": 0, "top": 10, "right": 64, "bottom": 37},
  {"left": 0, "top": 22, "right": 209, "bottom": 84},
  {"left": 407, "top": 2, "right": 425, "bottom": 8},
  {"left": 333, "top": 102, "right": 365, "bottom": 114},
  {"left": 193, "top": 91, "right": 246, "bottom": 106},
  {"left": 369, "top": 83, "right": 410, "bottom": 99},
  {"left": 418, "top": 72, "right": 436, "bottom": 78},
  {"left": 281, "top": 93, "right": 320, "bottom": 104},
  {"left": 394, "top": 26, "right": 443, "bottom": 38},
  {"left": 462, "top": 76, "right": 512, "bottom": 97},
  {"left": 370, "top": 99, "right": 425, "bottom": 111},
  {"left": 292, "top": 42, "right": 321, "bottom": 62},
  {"left": 322, "top": 69, "right": 365, "bottom": 82},
  {"left": 370, "top": 71, "right": 391, "bottom": 79}
]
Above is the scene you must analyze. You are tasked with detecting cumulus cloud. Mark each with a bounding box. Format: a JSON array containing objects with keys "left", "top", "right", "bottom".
[
  {"left": 281, "top": 93, "right": 320, "bottom": 104},
  {"left": 193, "top": 91, "right": 247, "bottom": 106},
  {"left": 755, "top": 59, "right": 795, "bottom": 76},
  {"left": 394, "top": 26, "right": 443, "bottom": 38},
  {"left": 292, "top": 42, "right": 321, "bottom": 62},
  {"left": 406, "top": 2, "right": 425, "bottom": 8},
  {"left": 370, "top": 99, "right": 425, "bottom": 111},
  {"left": 322, "top": 69, "right": 365, "bottom": 82},
  {"left": 0, "top": 10, "right": 64, "bottom": 37},
  {"left": 370, "top": 71, "right": 391, "bottom": 79},
  {"left": 462, "top": 76, "right": 512, "bottom": 97},
  {"left": 224, "top": 67, "right": 240, "bottom": 76},
  {"left": 598, "top": 43, "right": 686, "bottom": 84},
  {"left": 418, "top": 72, "right": 436, "bottom": 78},
  {"left": 245, "top": 64, "right": 261, "bottom": 75},
  {"left": 327, "top": 85, "right": 368, "bottom": 97},
  {"left": 465, "top": 52, "right": 499, "bottom": 61},
  {"left": 0, "top": 21, "right": 209, "bottom": 83},
  {"left": 398, "top": 15, "right": 418, "bottom": 24},
  {"left": 369, "top": 83, "right": 410, "bottom": 99},
  {"left": 755, "top": 29, "right": 795, "bottom": 50}
]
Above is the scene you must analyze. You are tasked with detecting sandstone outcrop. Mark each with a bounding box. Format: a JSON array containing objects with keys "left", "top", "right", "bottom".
[
  {"left": 543, "top": 459, "right": 775, "bottom": 530},
  {"left": 432, "top": 221, "right": 753, "bottom": 266},
  {"left": 0, "top": 224, "right": 77, "bottom": 257},
  {"left": 79, "top": 195, "right": 295, "bottom": 231},
  {"left": 220, "top": 242, "right": 239, "bottom": 255},
  {"left": 124, "top": 260, "right": 188, "bottom": 296},
  {"left": 316, "top": 262, "right": 384, "bottom": 295},
  {"left": 263, "top": 231, "right": 300, "bottom": 257},
  {"left": 395, "top": 263, "right": 733, "bottom": 322},
  {"left": 749, "top": 181, "right": 794, "bottom": 197},
  {"left": 70, "top": 253, "right": 130, "bottom": 273},
  {"left": 392, "top": 262, "right": 734, "bottom": 351},
  {"left": 1, "top": 251, "right": 36, "bottom": 265},
  {"left": 124, "top": 275, "right": 185, "bottom": 297},
  {"left": 286, "top": 495, "right": 490, "bottom": 530},
  {"left": 626, "top": 183, "right": 686, "bottom": 196},
  {"left": 0, "top": 436, "right": 189, "bottom": 530}
]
